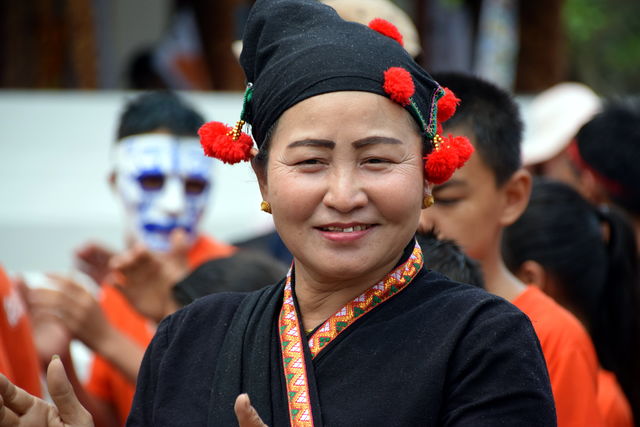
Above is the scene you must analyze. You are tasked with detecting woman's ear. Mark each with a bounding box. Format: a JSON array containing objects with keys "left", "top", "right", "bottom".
[
  {"left": 499, "top": 168, "right": 532, "bottom": 227},
  {"left": 251, "top": 157, "right": 269, "bottom": 200}
]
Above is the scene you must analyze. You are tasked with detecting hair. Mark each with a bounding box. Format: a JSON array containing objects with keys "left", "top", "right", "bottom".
[
  {"left": 431, "top": 72, "right": 523, "bottom": 186},
  {"left": 172, "top": 249, "right": 287, "bottom": 306},
  {"left": 116, "top": 91, "right": 205, "bottom": 141},
  {"left": 502, "top": 178, "right": 640, "bottom": 419},
  {"left": 576, "top": 97, "right": 640, "bottom": 216},
  {"left": 416, "top": 230, "right": 484, "bottom": 288}
]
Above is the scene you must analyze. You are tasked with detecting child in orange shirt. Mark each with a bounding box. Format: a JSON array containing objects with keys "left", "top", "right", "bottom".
[
  {"left": 419, "top": 72, "right": 603, "bottom": 426},
  {"left": 0, "top": 265, "right": 41, "bottom": 398},
  {"left": 503, "top": 179, "right": 638, "bottom": 426}
]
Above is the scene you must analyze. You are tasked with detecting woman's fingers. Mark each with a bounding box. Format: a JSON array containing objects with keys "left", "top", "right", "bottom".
[
  {"left": 0, "top": 393, "right": 21, "bottom": 426},
  {"left": 46, "top": 357, "right": 94, "bottom": 426},
  {"left": 234, "top": 394, "right": 268, "bottom": 427},
  {"left": 0, "top": 373, "right": 35, "bottom": 418}
]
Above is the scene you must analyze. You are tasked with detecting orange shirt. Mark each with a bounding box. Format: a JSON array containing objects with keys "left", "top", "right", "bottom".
[
  {"left": 598, "top": 369, "right": 633, "bottom": 427},
  {"left": 84, "top": 235, "right": 235, "bottom": 425},
  {"left": 513, "top": 286, "right": 603, "bottom": 427},
  {"left": 0, "top": 265, "right": 42, "bottom": 397}
]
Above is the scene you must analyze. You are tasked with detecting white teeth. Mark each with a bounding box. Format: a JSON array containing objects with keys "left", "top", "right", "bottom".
[{"left": 323, "top": 225, "right": 368, "bottom": 232}]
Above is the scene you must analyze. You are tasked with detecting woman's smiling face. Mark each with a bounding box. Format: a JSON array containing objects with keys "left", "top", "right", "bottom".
[{"left": 256, "top": 91, "right": 426, "bottom": 283}]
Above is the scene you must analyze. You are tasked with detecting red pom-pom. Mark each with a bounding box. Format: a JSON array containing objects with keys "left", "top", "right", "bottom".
[
  {"left": 383, "top": 67, "right": 414, "bottom": 106},
  {"left": 437, "top": 87, "right": 460, "bottom": 123},
  {"left": 368, "top": 18, "right": 404, "bottom": 47},
  {"left": 449, "top": 135, "right": 474, "bottom": 168},
  {"left": 198, "top": 121, "right": 253, "bottom": 164},
  {"left": 424, "top": 144, "right": 460, "bottom": 185}
]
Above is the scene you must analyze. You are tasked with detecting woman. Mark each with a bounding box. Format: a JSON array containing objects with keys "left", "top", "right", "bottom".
[
  {"left": 503, "top": 179, "right": 640, "bottom": 426},
  {"left": 0, "top": 0, "right": 556, "bottom": 425}
]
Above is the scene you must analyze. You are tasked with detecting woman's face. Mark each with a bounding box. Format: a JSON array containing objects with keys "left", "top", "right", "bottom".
[{"left": 256, "top": 91, "right": 425, "bottom": 283}]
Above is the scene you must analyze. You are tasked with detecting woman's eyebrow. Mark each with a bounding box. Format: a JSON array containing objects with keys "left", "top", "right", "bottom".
[
  {"left": 352, "top": 136, "right": 402, "bottom": 148},
  {"left": 286, "top": 136, "right": 402, "bottom": 149},
  {"left": 287, "top": 139, "right": 335, "bottom": 149}
]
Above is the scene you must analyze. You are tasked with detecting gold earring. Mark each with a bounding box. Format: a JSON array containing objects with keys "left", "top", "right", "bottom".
[
  {"left": 260, "top": 200, "right": 272, "bottom": 214},
  {"left": 422, "top": 195, "right": 434, "bottom": 209}
]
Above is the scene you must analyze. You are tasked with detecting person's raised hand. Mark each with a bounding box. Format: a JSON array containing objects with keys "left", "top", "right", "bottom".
[
  {"left": 234, "top": 394, "right": 269, "bottom": 427},
  {"left": 27, "top": 275, "right": 111, "bottom": 353},
  {"left": 0, "top": 357, "right": 93, "bottom": 427},
  {"left": 74, "top": 242, "right": 115, "bottom": 285},
  {"left": 18, "top": 276, "right": 72, "bottom": 368},
  {"left": 111, "top": 229, "right": 190, "bottom": 322}
]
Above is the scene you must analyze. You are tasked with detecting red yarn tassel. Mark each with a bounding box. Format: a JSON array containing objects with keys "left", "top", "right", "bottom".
[
  {"left": 368, "top": 18, "right": 404, "bottom": 47},
  {"left": 424, "top": 135, "right": 460, "bottom": 184},
  {"left": 198, "top": 121, "right": 253, "bottom": 164},
  {"left": 449, "top": 135, "right": 474, "bottom": 168},
  {"left": 383, "top": 67, "right": 415, "bottom": 106},
  {"left": 437, "top": 87, "right": 460, "bottom": 123}
]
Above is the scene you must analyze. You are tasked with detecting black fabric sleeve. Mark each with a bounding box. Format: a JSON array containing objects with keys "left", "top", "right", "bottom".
[
  {"left": 126, "top": 313, "right": 174, "bottom": 426},
  {"left": 442, "top": 300, "right": 557, "bottom": 426}
]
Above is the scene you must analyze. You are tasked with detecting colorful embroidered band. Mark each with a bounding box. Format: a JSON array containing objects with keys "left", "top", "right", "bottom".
[{"left": 278, "top": 241, "right": 424, "bottom": 426}]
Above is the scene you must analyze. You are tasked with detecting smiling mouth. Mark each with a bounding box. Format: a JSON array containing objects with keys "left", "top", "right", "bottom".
[{"left": 318, "top": 225, "right": 372, "bottom": 232}]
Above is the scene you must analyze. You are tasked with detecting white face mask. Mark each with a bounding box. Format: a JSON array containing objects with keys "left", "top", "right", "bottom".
[{"left": 112, "top": 134, "right": 213, "bottom": 251}]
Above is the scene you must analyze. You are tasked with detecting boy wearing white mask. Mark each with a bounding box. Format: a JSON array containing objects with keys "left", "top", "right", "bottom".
[{"left": 28, "top": 92, "right": 235, "bottom": 426}]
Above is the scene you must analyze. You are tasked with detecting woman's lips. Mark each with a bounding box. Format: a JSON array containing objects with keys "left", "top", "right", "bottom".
[{"left": 315, "top": 224, "right": 375, "bottom": 242}]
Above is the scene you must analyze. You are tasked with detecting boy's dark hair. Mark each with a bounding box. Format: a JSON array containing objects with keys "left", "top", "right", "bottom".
[
  {"left": 576, "top": 97, "right": 640, "bottom": 215},
  {"left": 416, "top": 231, "right": 484, "bottom": 288},
  {"left": 503, "top": 178, "right": 640, "bottom": 419},
  {"left": 116, "top": 91, "right": 205, "bottom": 140},
  {"left": 172, "top": 249, "right": 287, "bottom": 306},
  {"left": 432, "top": 72, "right": 523, "bottom": 186}
]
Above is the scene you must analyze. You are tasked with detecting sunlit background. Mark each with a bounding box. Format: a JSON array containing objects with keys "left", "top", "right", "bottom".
[{"left": 1, "top": 0, "right": 639, "bottom": 273}]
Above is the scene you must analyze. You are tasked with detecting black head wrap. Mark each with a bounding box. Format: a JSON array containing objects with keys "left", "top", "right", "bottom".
[
  {"left": 239, "top": 0, "right": 442, "bottom": 148},
  {"left": 199, "top": 0, "right": 473, "bottom": 184}
]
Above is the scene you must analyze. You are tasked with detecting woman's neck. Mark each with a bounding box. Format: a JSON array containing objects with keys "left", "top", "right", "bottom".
[{"left": 293, "top": 254, "right": 403, "bottom": 332}]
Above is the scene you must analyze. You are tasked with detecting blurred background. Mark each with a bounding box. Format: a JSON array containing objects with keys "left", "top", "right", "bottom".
[{"left": 1, "top": 0, "right": 639, "bottom": 272}]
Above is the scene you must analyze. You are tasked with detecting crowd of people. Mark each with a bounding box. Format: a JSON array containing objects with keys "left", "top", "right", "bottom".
[{"left": 1, "top": 0, "right": 639, "bottom": 426}]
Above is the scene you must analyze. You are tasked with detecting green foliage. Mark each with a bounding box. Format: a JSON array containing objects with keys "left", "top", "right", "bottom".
[{"left": 564, "top": 0, "right": 640, "bottom": 93}]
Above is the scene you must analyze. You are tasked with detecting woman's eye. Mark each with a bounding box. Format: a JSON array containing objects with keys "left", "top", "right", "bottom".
[
  {"left": 363, "top": 157, "right": 392, "bottom": 167},
  {"left": 366, "top": 158, "right": 385, "bottom": 164},
  {"left": 299, "top": 159, "right": 321, "bottom": 165},
  {"left": 295, "top": 158, "right": 325, "bottom": 168}
]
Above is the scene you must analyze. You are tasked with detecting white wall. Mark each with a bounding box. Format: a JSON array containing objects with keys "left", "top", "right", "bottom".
[{"left": 0, "top": 91, "right": 274, "bottom": 274}]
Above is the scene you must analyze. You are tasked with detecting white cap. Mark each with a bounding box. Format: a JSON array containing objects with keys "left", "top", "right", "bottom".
[
  {"left": 522, "top": 82, "right": 600, "bottom": 166},
  {"left": 320, "top": 0, "right": 421, "bottom": 58},
  {"left": 231, "top": 0, "right": 421, "bottom": 60}
]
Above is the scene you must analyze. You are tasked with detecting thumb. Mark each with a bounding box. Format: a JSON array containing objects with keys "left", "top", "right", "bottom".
[
  {"left": 46, "top": 356, "right": 94, "bottom": 426},
  {"left": 234, "top": 394, "right": 269, "bottom": 427}
]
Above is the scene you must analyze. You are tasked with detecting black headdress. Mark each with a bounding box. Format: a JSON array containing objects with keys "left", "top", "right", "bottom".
[{"left": 199, "top": 0, "right": 472, "bottom": 184}]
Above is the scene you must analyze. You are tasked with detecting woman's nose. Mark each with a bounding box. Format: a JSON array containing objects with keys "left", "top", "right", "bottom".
[{"left": 322, "top": 169, "right": 367, "bottom": 213}]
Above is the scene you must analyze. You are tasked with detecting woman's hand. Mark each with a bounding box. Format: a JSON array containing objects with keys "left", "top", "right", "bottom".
[
  {"left": 0, "top": 357, "right": 93, "bottom": 427},
  {"left": 234, "top": 394, "right": 268, "bottom": 427}
]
